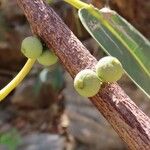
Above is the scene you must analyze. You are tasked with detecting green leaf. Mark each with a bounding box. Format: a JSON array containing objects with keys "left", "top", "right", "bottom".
[
  {"left": 78, "top": 6, "right": 150, "bottom": 98},
  {"left": 0, "top": 129, "right": 21, "bottom": 150}
]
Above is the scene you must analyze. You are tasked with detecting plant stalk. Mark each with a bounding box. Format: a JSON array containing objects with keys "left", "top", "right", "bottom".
[
  {"left": 16, "top": 0, "right": 150, "bottom": 148},
  {"left": 64, "top": 0, "right": 89, "bottom": 9},
  {"left": 0, "top": 58, "right": 36, "bottom": 101}
]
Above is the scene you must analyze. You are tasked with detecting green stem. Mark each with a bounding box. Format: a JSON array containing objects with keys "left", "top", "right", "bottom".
[
  {"left": 0, "top": 58, "right": 36, "bottom": 101},
  {"left": 64, "top": 0, "right": 89, "bottom": 9}
]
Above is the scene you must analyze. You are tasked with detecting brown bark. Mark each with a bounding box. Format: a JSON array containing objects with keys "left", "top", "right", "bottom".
[{"left": 16, "top": 0, "right": 150, "bottom": 149}]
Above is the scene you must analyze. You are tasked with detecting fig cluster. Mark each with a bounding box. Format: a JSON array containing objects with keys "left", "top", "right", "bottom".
[
  {"left": 21, "top": 36, "right": 58, "bottom": 66},
  {"left": 74, "top": 56, "right": 124, "bottom": 97},
  {"left": 21, "top": 36, "right": 124, "bottom": 98}
]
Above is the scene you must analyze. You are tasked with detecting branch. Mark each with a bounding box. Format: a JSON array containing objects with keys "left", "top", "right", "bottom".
[{"left": 16, "top": 0, "right": 150, "bottom": 149}]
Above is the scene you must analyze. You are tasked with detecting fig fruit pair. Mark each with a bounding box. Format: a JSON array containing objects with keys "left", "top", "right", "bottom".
[
  {"left": 74, "top": 56, "right": 123, "bottom": 97},
  {"left": 21, "top": 36, "right": 58, "bottom": 66}
]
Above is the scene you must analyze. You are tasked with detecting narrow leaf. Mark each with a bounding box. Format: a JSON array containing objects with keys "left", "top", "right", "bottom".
[{"left": 78, "top": 6, "right": 150, "bottom": 98}]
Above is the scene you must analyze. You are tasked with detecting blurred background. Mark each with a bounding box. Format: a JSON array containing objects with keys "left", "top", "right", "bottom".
[{"left": 0, "top": 0, "right": 149, "bottom": 150}]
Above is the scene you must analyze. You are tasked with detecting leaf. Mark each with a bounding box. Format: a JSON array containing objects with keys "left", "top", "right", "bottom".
[
  {"left": 78, "top": 6, "right": 150, "bottom": 98},
  {"left": 0, "top": 129, "right": 21, "bottom": 150}
]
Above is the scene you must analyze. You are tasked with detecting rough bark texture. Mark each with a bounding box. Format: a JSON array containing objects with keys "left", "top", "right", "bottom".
[{"left": 16, "top": 0, "right": 150, "bottom": 149}]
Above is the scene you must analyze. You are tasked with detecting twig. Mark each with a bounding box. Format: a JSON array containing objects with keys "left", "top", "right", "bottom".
[{"left": 16, "top": 0, "right": 150, "bottom": 149}]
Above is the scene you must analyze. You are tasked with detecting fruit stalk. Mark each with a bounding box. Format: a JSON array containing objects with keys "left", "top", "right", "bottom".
[
  {"left": 0, "top": 59, "right": 36, "bottom": 101},
  {"left": 64, "top": 0, "right": 89, "bottom": 9}
]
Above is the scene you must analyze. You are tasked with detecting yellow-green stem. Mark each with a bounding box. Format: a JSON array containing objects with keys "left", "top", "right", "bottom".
[
  {"left": 0, "top": 58, "right": 36, "bottom": 101},
  {"left": 64, "top": 0, "right": 89, "bottom": 9}
]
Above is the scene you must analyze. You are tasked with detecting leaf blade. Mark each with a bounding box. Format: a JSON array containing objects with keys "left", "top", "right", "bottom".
[{"left": 78, "top": 6, "right": 150, "bottom": 97}]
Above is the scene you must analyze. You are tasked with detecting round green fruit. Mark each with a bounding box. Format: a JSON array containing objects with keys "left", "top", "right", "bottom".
[
  {"left": 96, "top": 56, "right": 123, "bottom": 82},
  {"left": 74, "top": 69, "right": 102, "bottom": 97},
  {"left": 37, "top": 50, "right": 58, "bottom": 66},
  {"left": 21, "top": 36, "right": 43, "bottom": 59}
]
